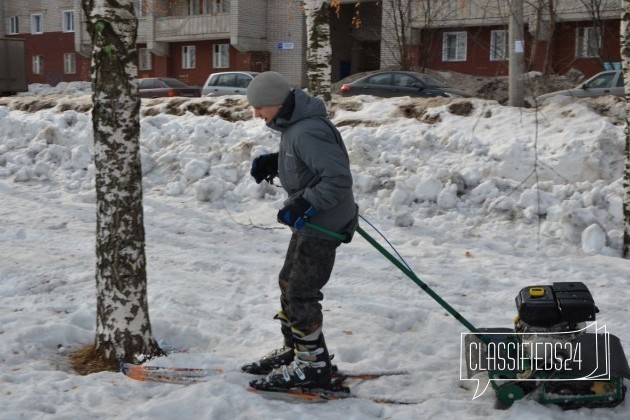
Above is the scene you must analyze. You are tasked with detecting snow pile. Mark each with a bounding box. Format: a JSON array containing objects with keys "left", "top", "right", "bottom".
[
  {"left": 0, "top": 93, "right": 625, "bottom": 256},
  {"left": 0, "top": 89, "right": 628, "bottom": 419}
]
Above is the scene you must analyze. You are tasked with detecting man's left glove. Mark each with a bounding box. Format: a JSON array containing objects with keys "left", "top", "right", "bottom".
[
  {"left": 251, "top": 153, "right": 278, "bottom": 184},
  {"left": 277, "top": 197, "right": 317, "bottom": 230}
]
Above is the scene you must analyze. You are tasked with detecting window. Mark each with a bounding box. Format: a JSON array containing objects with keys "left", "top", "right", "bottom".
[
  {"left": 202, "top": 0, "right": 230, "bottom": 14},
  {"left": 393, "top": 74, "right": 418, "bottom": 87},
  {"left": 31, "top": 14, "right": 44, "bottom": 34},
  {"left": 442, "top": 31, "right": 467, "bottom": 62},
  {"left": 366, "top": 73, "right": 393, "bottom": 85},
  {"left": 490, "top": 30, "right": 508, "bottom": 61},
  {"left": 213, "top": 44, "right": 229, "bottom": 68},
  {"left": 576, "top": 27, "right": 601, "bottom": 58},
  {"left": 189, "top": 0, "right": 201, "bottom": 15},
  {"left": 182, "top": 46, "right": 196, "bottom": 69},
  {"left": 139, "top": 48, "right": 152, "bottom": 70},
  {"left": 9, "top": 16, "right": 19, "bottom": 34},
  {"left": 33, "top": 55, "right": 44, "bottom": 74},
  {"left": 133, "top": 0, "right": 145, "bottom": 17},
  {"left": 235, "top": 73, "right": 252, "bottom": 88},
  {"left": 64, "top": 53, "right": 76, "bottom": 74},
  {"left": 139, "top": 79, "right": 157, "bottom": 89},
  {"left": 585, "top": 72, "right": 615, "bottom": 89},
  {"left": 209, "top": 72, "right": 251, "bottom": 88},
  {"left": 216, "top": 0, "right": 230, "bottom": 14},
  {"left": 63, "top": 11, "right": 75, "bottom": 32}
]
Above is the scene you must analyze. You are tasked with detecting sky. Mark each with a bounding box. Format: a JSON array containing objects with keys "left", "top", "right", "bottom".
[{"left": 0, "top": 83, "right": 629, "bottom": 419}]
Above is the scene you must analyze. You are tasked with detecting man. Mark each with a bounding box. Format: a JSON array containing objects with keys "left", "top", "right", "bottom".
[{"left": 242, "top": 71, "right": 358, "bottom": 390}]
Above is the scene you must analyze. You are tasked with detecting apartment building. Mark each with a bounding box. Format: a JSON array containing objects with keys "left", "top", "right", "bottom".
[
  {"left": 2, "top": 1, "right": 620, "bottom": 89},
  {"left": 0, "top": 0, "right": 381, "bottom": 89},
  {"left": 390, "top": 0, "right": 623, "bottom": 78},
  {"left": 1, "top": 0, "right": 89, "bottom": 86}
]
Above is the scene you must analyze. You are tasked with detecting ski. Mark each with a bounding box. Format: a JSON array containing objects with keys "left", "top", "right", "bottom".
[
  {"left": 120, "top": 363, "right": 223, "bottom": 383},
  {"left": 121, "top": 362, "right": 407, "bottom": 384},
  {"left": 121, "top": 363, "right": 416, "bottom": 404},
  {"left": 248, "top": 380, "right": 419, "bottom": 405}
]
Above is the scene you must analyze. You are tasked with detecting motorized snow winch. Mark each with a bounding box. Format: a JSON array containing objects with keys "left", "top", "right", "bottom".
[
  {"left": 466, "top": 281, "right": 630, "bottom": 408},
  {"left": 306, "top": 221, "right": 630, "bottom": 409}
]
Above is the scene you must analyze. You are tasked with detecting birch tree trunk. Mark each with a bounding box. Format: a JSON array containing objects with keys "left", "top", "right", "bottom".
[
  {"left": 304, "top": 0, "right": 333, "bottom": 103},
  {"left": 622, "top": 1, "right": 630, "bottom": 258},
  {"left": 82, "top": 0, "right": 163, "bottom": 364}
]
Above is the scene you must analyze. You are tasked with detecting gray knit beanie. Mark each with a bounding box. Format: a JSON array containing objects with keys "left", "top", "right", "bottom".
[{"left": 247, "top": 71, "right": 291, "bottom": 107}]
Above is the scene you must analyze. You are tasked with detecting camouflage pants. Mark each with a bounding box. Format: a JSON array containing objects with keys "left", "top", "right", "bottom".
[{"left": 278, "top": 233, "right": 340, "bottom": 337}]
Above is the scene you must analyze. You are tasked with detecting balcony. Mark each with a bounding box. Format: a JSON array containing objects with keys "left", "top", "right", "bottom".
[{"left": 154, "top": 14, "right": 230, "bottom": 42}]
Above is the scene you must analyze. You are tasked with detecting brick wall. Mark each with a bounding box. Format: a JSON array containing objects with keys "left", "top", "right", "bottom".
[{"left": 266, "top": 0, "right": 307, "bottom": 88}]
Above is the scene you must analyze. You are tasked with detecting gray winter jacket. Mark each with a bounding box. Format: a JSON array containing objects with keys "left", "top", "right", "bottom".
[{"left": 268, "top": 89, "right": 357, "bottom": 239}]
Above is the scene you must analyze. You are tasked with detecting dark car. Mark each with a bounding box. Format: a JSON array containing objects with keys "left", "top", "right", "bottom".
[
  {"left": 138, "top": 77, "right": 201, "bottom": 98},
  {"left": 340, "top": 71, "right": 469, "bottom": 99}
]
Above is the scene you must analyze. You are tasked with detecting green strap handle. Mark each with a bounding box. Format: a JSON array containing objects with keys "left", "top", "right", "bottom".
[{"left": 305, "top": 221, "right": 487, "bottom": 342}]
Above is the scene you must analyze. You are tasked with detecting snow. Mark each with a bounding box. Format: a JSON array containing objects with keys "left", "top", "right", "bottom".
[{"left": 1, "top": 85, "right": 629, "bottom": 419}]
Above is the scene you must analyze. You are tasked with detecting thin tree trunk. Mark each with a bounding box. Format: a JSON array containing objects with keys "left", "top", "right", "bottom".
[
  {"left": 82, "top": 0, "right": 163, "bottom": 364},
  {"left": 621, "top": 2, "right": 630, "bottom": 258}
]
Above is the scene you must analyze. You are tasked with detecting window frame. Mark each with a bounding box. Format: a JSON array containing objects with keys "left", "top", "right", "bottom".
[
  {"left": 9, "top": 16, "right": 19, "bottom": 35},
  {"left": 31, "top": 14, "right": 44, "bottom": 35},
  {"left": 189, "top": 0, "right": 201, "bottom": 15},
  {"left": 442, "top": 31, "right": 467, "bottom": 62},
  {"left": 64, "top": 53, "right": 76, "bottom": 74},
  {"left": 576, "top": 26, "right": 601, "bottom": 58},
  {"left": 62, "top": 10, "right": 75, "bottom": 33},
  {"left": 490, "top": 29, "right": 508, "bottom": 61},
  {"left": 213, "top": 44, "right": 229, "bottom": 68},
  {"left": 182, "top": 45, "right": 196, "bottom": 69},
  {"left": 216, "top": 0, "right": 230, "bottom": 14},
  {"left": 139, "top": 48, "right": 152, "bottom": 71},
  {"left": 133, "top": 0, "right": 145, "bottom": 17},
  {"left": 32, "top": 55, "right": 44, "bottom": 74}
]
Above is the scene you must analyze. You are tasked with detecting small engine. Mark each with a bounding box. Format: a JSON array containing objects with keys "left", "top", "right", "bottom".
[
  {"left": 515, "top": 282, "right": 597, "bottom": 333},
  {"left": 466, "top": 281, "right": 630, "bottom": 408},
  {"left": 514, "top": 282, "right": 598, "bottom": 371}
]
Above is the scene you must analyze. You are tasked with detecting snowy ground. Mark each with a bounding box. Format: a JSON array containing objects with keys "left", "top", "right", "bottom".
[{"left": 0, "top": 86, "right": 629, "bottom": 419}]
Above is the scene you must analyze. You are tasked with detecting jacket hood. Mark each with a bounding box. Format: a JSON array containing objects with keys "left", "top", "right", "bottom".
[{"left": 268, "top": 89, "right": 328, "bottom": 132}]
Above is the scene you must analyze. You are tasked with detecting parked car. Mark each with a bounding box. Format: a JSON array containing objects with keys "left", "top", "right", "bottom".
[
  {"left": 138, "top": 77, "right": 201, "bottom": 98},
  {"left": 536, "top": 70, "right": 624, "bottom": 104},
  {"left": 202, "top": 71, "right": 259, "bottom": 97},
  {"left": 339, "top": 71, "right": 469, "bottom": 99}
]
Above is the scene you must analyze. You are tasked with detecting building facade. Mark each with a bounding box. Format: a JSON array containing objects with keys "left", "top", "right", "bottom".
[
  {"left": 0, "top": 0, "right": 381, "bottom": 89},
  {"left": 1, "top": 0, "right": 622, "bottom": 89},
  {"left": 381, "top": 0, "right": 622, "bottom": 78}
]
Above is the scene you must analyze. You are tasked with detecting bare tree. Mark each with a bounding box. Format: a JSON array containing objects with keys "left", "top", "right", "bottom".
[
  {"left": 71, "top": 0, "right": 163, "bottom": 373},
  {"left": 382, "top": 0, "right": 415, "bottom": 70},
  {"left": 577, "top": 0, "right": 607, "bottom": 68},
  {"left": 383, "top": 0, "right": 459, "bottom": 71},
  {"left": 414, "top": 0, "right": 456, "bottom": 71},
  {"left": 621, "top": 1, "right": 630, "bottom": 258}
]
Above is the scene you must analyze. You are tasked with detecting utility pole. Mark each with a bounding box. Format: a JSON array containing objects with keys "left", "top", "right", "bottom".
[{"left": 509, "top": 0, "right": 525, "bottom": 107}]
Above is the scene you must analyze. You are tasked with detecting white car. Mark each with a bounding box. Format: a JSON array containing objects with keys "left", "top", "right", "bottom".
[
  {"left": 202, "top": 71, "right": 259, "bottom": 97},
  {"left": 536, "top": 70, "right": 625, "bottom": 103}
]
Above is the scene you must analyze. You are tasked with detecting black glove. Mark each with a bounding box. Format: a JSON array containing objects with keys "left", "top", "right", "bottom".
[
  {"left": 277, "top": 197, "right": 317, "bottom": 230},
  {"left": 251, "top": 153, "right": 278, "bottom": 184}
]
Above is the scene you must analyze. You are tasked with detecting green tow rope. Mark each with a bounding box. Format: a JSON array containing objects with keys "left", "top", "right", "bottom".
[{"left": 306, "top": 221, "right": 487, "bottom": 342}]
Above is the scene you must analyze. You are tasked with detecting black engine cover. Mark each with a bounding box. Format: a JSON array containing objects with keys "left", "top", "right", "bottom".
[{"left": 516, "top": 282, "right": 598, "bottom": 327}]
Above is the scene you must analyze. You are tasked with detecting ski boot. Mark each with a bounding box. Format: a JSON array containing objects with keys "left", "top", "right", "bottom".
[
  {"left": 250, "top": 328, "right": 334, "bottom": 390},
  {"left": 242, "top": 311, "right": 294, "bottom": 375}
]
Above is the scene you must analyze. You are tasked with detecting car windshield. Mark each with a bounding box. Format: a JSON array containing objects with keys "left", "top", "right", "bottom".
[{"left": 162, "top": 78, "right": 189, "bottom": 88}]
